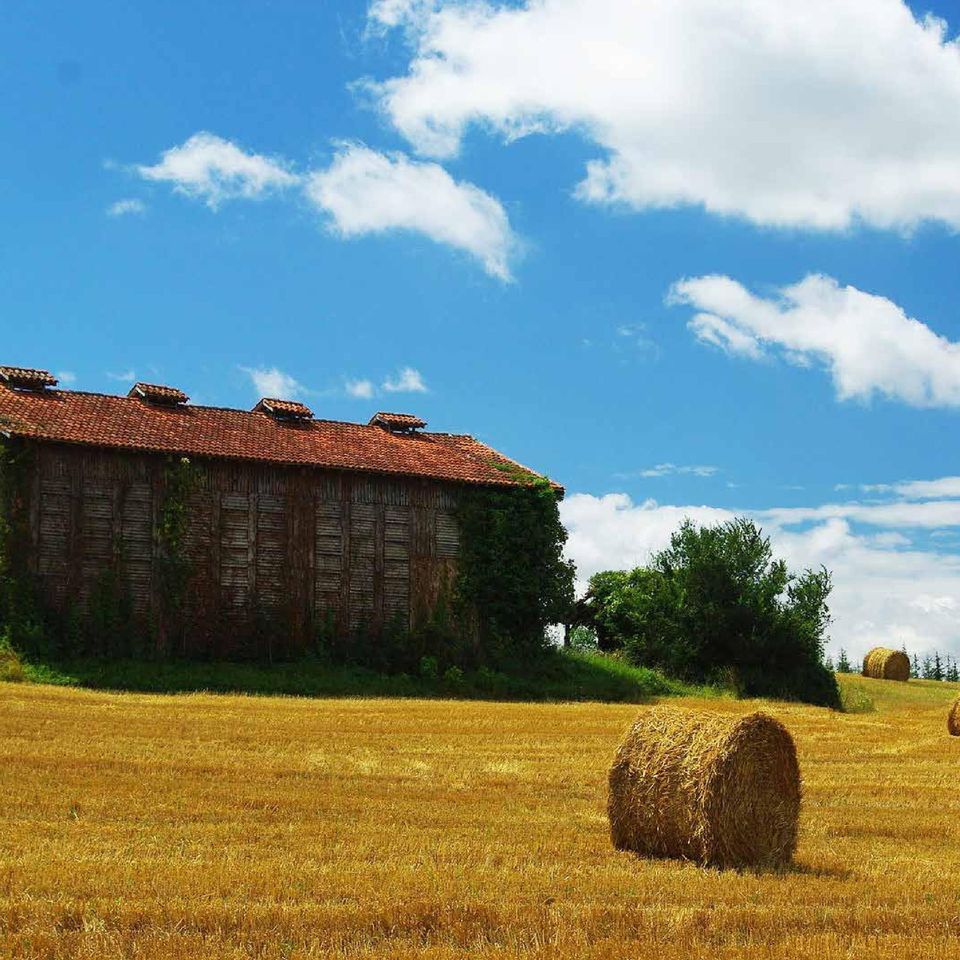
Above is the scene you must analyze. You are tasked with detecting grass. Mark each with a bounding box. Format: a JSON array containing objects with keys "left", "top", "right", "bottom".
[
  {"left": 2, "top": 672, "right": 960, "bottom": 958},
  {"left": 16, "top": 648, "right": 718, "bottom": 703}
]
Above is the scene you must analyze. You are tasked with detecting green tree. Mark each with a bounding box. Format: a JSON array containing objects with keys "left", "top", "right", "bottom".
[
  {"left": 933, "top": 651, "right": 944, "bottom": 681},
  {"left": 580, "top": 517, "right": 840, "bottom": 708},
  {"left": 836, "top": 648, "right": 851, "bottom": 673}
]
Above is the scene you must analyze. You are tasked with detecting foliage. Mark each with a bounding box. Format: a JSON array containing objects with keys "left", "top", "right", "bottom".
[
  {"left": 0, "top": 634, "right": 25, "bottom": 682},
  {"left": 454, "top": 467, "right": 575, "bottom": 664},
  {"left": 580, "top": 517, "right": 841, "bottom": 708},
  {"left": 16, "top": 647, "right": 708, "bottom": 703},
  {"left": 836, "top": 648, "right": 852, "bottom": 673},
  {"left": 154, "top": 456, "right": 202, "bottom": 655},
  {"left": 0, "top": 439, "right": 46, "bottom": 656}
]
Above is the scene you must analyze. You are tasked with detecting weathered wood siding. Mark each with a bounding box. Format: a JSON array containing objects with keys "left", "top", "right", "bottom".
[{"left": 25, "top": 442, "right": 461, "bottom": 657}]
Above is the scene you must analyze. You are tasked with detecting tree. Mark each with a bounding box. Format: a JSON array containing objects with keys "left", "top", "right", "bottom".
[
  {"left": 580, "top": 517, "right": 840, "bottom": 708},
  {"left": 933, "top": 651, "right": 944, "bottom": 681},
  {"left": 912, "top": 653, "right": 921, "bottom": 679},
  {"left": 922, "top": 655, "right": 933, "bottom": 679},
  {"left": 836, "top": 649, "right": 851, "bottom": 673},
  {"left": 824, "top": 655, "right": 834, "bottom": 672},
  {"left": 948, "top": 657, "right": 959, "bottom": 683}
]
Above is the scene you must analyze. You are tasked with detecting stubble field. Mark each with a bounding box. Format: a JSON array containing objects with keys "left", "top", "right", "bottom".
[{"left": 2, "top": 674, "right": 959, "bottom": 959}]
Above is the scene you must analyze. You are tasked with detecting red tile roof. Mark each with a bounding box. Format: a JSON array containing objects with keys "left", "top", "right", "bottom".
[
  {"left": 0, "top": 366, "right": 58, "bottom": 389},
  {"left": 129, "top": 382, "right": 189, "bottom": 404},
  {"left": 0, "top": 384, "right": 555, "bottom": 490},
  {"left": 254, "top": 397, "right": 314, "bottom": 419},
  {"left": 369, "top": 411, "right": 428, "bottom": 431}
]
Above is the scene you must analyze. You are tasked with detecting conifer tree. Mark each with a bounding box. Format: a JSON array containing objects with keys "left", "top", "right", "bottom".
[
  {"left": 836, "top": 648, "right": 851, "bottom": 673},
  {"left": 933, "top": 651, "right": 944, "bottom": 681}
]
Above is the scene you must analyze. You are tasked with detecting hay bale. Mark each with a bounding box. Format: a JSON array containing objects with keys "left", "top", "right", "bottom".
[
  {"left": 861, "top": 647, "right": 910, "bottom": 681},
  {"left": 948, "top": 696, "right": 960, "bottom": 737},
  {"left": 607, "top": 707, "right": 801, "bottom": 870}
]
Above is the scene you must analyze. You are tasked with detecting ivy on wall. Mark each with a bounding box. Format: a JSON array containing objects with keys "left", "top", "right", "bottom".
[
  {"left": 454, "top": 465, "right": 575, "bottom": 663},
  {"left": 0, "top": 437, "right": 43, "bottom": 651},
  {"left": 154, "top": 456, "right": 202, "bottom": 655}
]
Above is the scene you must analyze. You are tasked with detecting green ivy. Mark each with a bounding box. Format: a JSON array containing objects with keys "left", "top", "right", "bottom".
[
  {"left": 454, "top": 465, "right": 575, "bottom": 664},
  {"left": 0, "top": 438, "right": 44, "bottom": 654},
  {"left": 154, "top": 456, "right": 202, "bottom": 655}
]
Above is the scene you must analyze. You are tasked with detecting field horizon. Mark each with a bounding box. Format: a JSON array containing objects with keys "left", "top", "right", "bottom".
[{"left": 2, "top": 674, "right": 959, "bottom": 958}]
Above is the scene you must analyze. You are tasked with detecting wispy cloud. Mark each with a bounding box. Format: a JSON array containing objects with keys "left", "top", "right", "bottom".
[
  {"left": 345, "top": 378, "right": 375, "bottom": 399},
  {"left": 107, "top": 369, "right": 136, "bottom": 383},
  {"left": 240, "top": 365, "right": 305, "bottom": 399},
  {"left": 619, "top": 463, "right": 719, "bottom": 480},
  {"left": 382, "top": 366, "right": 428, "bottom": 393},
  {"left": 56, "top": 371, "right": 76, "bottom": 386},
  {"left": 137, "top": 133, "right": 298, "bottom": 209},
  {"left": 106, "top": 198, "right": 146, "bottom": 218}
]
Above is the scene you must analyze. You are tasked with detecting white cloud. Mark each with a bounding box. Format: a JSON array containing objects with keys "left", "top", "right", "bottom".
[
  {"left": 632, "top": 463, "right": 719, "bottom": 479},
  {"left": 560, "top": 492, "right": 960, "bottom": 661},
  {"left": 107, "top": 369, "right": 136, "bottom": 383},
  {"left": 55, "top": 371, "right": 76, "bottom": 386},
  {"left": 241, "top": 366, "right": 304, "bottom": 399},
  {"left": 382, "top": 366, "right": 428, "bottom": 393},
  {"left": 106, "top": 198, "right": 146, "bottom": 217},
  {"left": 370, "top": 0, "right": 960, "bottom": 231},
  {"left": 881, "top": 477, "right": 960, "bottom": 500},
  {"left": 305, "top": 143, "right": 515, "bottom": 280},
  {"left": 346, "top": 378, "right": 376, "bottom": 399},
  {"left": 670, "top": 274, "right": 960, "bottom": 408},
  {"left": 138, "top": 132, "right": 298, "bottom": 208}
]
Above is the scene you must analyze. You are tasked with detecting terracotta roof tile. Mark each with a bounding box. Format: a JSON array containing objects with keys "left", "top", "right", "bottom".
[
  {"left": 369, "top": 411, "right": 427, "bottom": 430},
  {"left": 253, "top": 397, "right": 314, "bottom": 419},
  {"left": 129, "top": 382, "right": 189, "bottom": 404},
  {"left": 0, "top": 366, "right": 58, "bottom": 389},
  {"left": 0, "top": 384, "right": 556, "bottom": 490}
]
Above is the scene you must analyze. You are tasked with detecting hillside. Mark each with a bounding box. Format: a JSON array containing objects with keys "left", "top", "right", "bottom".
[{"left": 2, "top": 675, "right": 959, "bottom": 958}]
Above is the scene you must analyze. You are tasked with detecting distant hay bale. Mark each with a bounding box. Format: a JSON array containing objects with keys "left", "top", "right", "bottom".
[
  {"left": 607, "top": 707, "right": 801, "bottom": 870},
  {"left": 948, "top": 696, "right": 960, "bottom": 737},
  {"left": 861, "top": 647, "right": 910, "bottom": 681}
]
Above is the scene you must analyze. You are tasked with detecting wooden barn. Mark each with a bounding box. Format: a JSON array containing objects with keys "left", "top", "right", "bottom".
[{"left": 0, "top": 366, "right": 546, "bottom": 658}]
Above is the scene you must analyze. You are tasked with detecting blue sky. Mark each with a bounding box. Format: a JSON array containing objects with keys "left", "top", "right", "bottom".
[{"left": 4, "top": 0, "right": 960, "bottom": 658}]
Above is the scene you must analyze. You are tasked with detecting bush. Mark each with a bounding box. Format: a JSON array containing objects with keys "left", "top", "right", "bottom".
[
  {"left": 580, "top": 518, "right": 840, "bottom": 709},
  {"left": 0, "top": 634, "right": 25, "bottom": 683}
]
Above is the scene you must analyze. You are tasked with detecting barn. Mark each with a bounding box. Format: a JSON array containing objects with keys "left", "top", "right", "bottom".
[{"left": 0, "top": 366, "right": 550, "bottom": 659}]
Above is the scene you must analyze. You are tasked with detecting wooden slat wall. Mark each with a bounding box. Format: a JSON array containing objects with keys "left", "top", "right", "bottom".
[{"left": 25, "top": 442, "right": 462, "bottom": 657}]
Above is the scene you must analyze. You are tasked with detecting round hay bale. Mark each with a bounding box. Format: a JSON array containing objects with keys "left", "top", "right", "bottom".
[
  {"left": 948, "top": 695, "right": 960, "bottom": 737},
  {"left": 607, "top": 707, "right": 801, "bottom": 870},
  {"left": 861, "top": 647, "right": 910, "bottom": 681}
]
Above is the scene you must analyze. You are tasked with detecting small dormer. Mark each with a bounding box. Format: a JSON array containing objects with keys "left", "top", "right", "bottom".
[
  {"left": 369, "top": 411, "right": 427, "bottom": 434},
  {"left": 254, "top": 397, "right": 314, "bottom": 421},
  {"left": 128, "top": 382, "right": 189, "bottom": 406},
  {"left": 0, "top": 366, "right": 58, "bottom": 392}
]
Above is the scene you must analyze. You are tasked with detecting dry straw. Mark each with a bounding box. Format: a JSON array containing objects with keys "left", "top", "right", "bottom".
[
  {"left": 608, "top": 707, "right": 801, "bottom": 870},
  {"left": 861, "top": 647, "right": 911, "bottom": 681},
  {"left": 948, "top": 696, "right": 960, "bottom": 737}
]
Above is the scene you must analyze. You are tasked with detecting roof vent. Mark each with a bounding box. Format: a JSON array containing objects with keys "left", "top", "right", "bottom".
[
  {"left": 369, "top": 411, "right": 427, "bottom": 434},
  {"left": 128, "top": 382, "right": 189, "bottom": 406},
  {"left": 0, "top": 366, "right": 58, "bottom": 391},
  {"left": 254, "top": 397, "right": 314, "bottom": 421}
]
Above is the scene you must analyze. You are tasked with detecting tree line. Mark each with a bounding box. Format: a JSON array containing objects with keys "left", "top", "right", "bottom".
[{"left": 828, "top": 648, "right": 960, "bottom": 681}]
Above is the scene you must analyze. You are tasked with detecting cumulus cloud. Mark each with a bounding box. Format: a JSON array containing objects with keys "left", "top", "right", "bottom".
[
  {"left": 669, "top": 274, "right": 960, "bottom": 408},
  {"left": 382, "top": 366, "right": 428, "bottom": 393},
  {"left": 369, "top": 0, "right": 960, "bottom": 231},
  {"left": 138, "top": 133, "right": 298, "bottom": 208},
  {"left": 346, "top": 378, "right": 376, "bottom": 399},
  {"left": 241, "top": 366, "right": 304, "bottom": 399},
  {"left": 305, "top": 144, "right": 515, "bottom": 279},
  {"left": 106, "top": 198, "right": 146, "bottom": 217},
  {"left": 560, "top": 492, "right": 960, "bottom": 660}
]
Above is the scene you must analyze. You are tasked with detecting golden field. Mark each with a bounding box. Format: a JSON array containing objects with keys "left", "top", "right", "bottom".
[{"left": 2, "top": 675, "right": 960, "bottom": 959}]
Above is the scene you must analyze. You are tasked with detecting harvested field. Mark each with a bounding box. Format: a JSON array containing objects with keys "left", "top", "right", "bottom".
[{"left": 2, "top": 675, "right": 960, "bottom": 959}]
